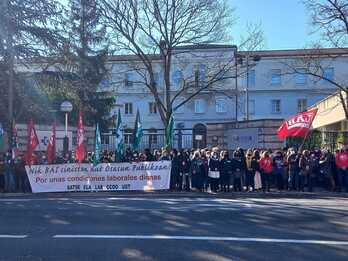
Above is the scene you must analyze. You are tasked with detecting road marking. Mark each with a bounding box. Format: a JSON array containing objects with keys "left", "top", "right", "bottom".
[
  {"left": 0, "top": 235, "right": 27, "bottom": 238},
  {"left": 52, "top": 235, "right": 348, "bottom": 245}
]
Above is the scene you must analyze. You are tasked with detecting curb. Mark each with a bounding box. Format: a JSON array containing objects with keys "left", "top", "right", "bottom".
[{"left": 1, "top": 191, "right": 348, "bottom": 199}]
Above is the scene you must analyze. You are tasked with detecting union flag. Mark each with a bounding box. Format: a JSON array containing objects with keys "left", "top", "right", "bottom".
[
  {"left": 26, "top": 119, "right": 39, "bottom": 165},
  {"left": 75, "top": 112, "right": 85, "bottom": 163},
  {"left": 277, "top": 108, "right": 318, "bottom": 140},
  {"left": 46, "top": 122, "right": 56, "bottom": 164}
]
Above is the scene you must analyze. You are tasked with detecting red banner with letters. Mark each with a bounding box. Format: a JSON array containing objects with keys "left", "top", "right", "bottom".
[{"left": 277, "top": 108, "right": 318, "bottom": 140}]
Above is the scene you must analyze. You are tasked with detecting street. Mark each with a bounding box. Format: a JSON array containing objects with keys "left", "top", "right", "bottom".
[{"left": 0, "top": 193, "right": 348, "bottom": 261}]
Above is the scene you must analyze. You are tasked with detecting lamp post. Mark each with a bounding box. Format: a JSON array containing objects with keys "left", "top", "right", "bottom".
[
  {"left": 60, "top": 101, "right": 73, "bottom": 155},
  {"left": 238, "top": 54, "right": 261, "bottom": 121}
]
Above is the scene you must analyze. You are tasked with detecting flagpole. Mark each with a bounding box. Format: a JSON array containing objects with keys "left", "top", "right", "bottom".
[{"left": 298, "top": 130, "right": 311, "bottom": 152}]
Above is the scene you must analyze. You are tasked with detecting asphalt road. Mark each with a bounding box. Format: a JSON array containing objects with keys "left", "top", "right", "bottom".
[{"left": 0, "top": 193, "right": 348, "bottom": 261}]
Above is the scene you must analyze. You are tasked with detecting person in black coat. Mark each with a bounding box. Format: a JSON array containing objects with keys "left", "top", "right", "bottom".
[
  {"left": 170, "top": 149, "right": 181, "bottom": 191},
  {"left": 208, "top": 150, "right": 220, "bottom": 192},
  {"left": 232, "top": 150, "right": 245, "bottom": 192},
  {"left": 220, "top": 151, "right": 233, "bottom": 192},
  {"left": 201, "top": 150, "right": 210, "bottom": 192},
  {"left": 179, "top": 150, "right": 191, "bottom": 191},
  {"left": 190, "top": 151, "right": 205, "bottom": 191}
]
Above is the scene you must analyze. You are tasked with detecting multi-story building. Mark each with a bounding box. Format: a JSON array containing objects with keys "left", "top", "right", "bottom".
[{"left": 101, "top": 46, "right": 347, "bottom": 149}]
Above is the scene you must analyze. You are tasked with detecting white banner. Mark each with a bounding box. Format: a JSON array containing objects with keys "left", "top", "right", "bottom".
[
  {"left": 25, "top": 161, "right": 171, "bottom": 193},
  {"left": 36, "top": 130, "right": 72, "bottom": 152}
]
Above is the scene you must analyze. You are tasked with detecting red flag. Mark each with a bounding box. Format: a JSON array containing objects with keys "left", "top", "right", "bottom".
[
  {"left": 26, "top": 119, "right": 39, "bottom": 165},
  {"left": 277, "top": 108, "right": 318, "bottom": 140},
  {"left": 46, "top": 122, "right": 56, "bottom": 164},
  {"left": 75, "top": 112, "right": 85, "bottom": 163}
]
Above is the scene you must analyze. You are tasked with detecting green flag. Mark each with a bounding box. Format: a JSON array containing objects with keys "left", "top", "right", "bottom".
[
  {"left": 0, "top": 123, "right": 4, "bottom": 150},
  {"left": 115, "top": 109, "right": 124, "bottom": 161},
  {"left": 132, "top": 109, "right": 143, "bottom": 151},
  {"left": 93, "top": 123, "right": 101, "bottom": 166},
  {"left": 166, "top": 114, "right": 175, "bottom": 147}
]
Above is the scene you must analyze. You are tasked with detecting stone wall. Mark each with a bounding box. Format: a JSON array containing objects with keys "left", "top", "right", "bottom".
[{"left": 207, "top": 119, "right": 284, "bottom": 150}]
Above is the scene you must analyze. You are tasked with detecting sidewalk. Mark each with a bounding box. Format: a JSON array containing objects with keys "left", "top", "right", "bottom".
[{"left": 1, "top": 190, "right": 348, "bottom": 199}]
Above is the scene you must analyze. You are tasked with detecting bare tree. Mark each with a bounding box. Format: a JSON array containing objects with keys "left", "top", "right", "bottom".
[
  {"left": 304, "top": 0, "right": 348, "bottom": 47},
  {"left": 282, "top": 1, "right": 348, "bottom": 118},
  {"left": 282, "top": 48, "right": 348, "bottom": 117},
  {"left": 99, "top": 0, "right": 236, "bottom": 134}
]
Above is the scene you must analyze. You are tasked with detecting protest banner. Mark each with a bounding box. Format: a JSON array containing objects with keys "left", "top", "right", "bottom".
[{"left": 25, "top": 161, "right": 171, "bottom": 193}]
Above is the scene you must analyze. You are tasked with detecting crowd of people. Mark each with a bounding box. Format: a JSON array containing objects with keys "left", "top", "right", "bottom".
[{"left": 1, "top": 146, "right": 348, "bottom": 193}]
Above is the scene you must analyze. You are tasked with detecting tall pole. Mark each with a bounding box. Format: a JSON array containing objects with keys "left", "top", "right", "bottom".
[
  {"left": 5, "top": 0, "right": 14, "bottom": 144},
  {"left": 235, "top": 49, "right": 238, "bottom": 125},
  {"left": 65, "top": 113, "right": 68, "bottom": 137},
  {"left": 245, "top": 55, "right": 249, "bottom": 121}
]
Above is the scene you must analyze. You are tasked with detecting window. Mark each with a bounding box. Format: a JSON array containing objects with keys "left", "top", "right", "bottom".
[
  {"left": 125, "top": 73, "right": 135, "bottom": 87},
  {"left": 194, "top": 64, "right": 206, "bottom": 87},
  {"left": 247, "top": 69, "right": 256, "bottom": 86},
  {"left": 194, "top": 99, "right": 206, "bottom": 114},
  {"left": 148, "top": 128, "right": 158, "bottom": 145},
  {"left": 149, "top": 102, "right": 157, "bottom": 114},
  {"left": 323, "top": 67, "right": 334, "bottom": 81},
  {"left": 174, "top": 97, "right": 185, "bottom": 114},
  {"left": 249, "top": 99, "right": 255, "bottom": 115},
  {"left": 215, "top": 98, "right": 227, "bottom": 113},
  {"left": 124, "top": 129, "right": 133, "bottom": 145},
  {"left": 271, "top": 69, "right": 281, "bottom": 85},
  {"left": 271, "top": 99, "right": 281, "bottom": 114},
  {"left": 297, "top": 99, "right": 307, "bottom": 112},
  {"left": 172, "top": 69, "right": 183, "bottom": 87},
  {"left": 295, "top": 68, "right": 307, "bottom": 85},
  {"left": 153, "top": 72, "right": 161, "bottom": 87},
  {"left": 124, "top": 103, "right": 133, "bottom": 115},
  {"left": 199, "top": 64, "right": 206, "bottom": 82}
]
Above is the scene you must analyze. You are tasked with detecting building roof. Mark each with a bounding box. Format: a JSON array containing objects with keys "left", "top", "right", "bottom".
[
  {"left": 107, "top": 44, "right": 237, "bottom": 62},
  {"left": 238, "top": 48, "right": 348, "bottom": 58},
  {"left": 174, "top": 44, "right": 237, "bottom": 50}
]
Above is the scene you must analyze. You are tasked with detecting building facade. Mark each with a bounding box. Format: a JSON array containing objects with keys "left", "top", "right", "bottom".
[{"left": 100, "top": 46, "right": 346, "bottom": 149}]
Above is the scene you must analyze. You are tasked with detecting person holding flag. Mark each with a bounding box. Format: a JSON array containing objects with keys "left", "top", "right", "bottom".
[
  {"left": 93, "top": 123, "right": 101, "bottom": 166},
  {"left": 132, "top": 109, "right": 143, "bottom": 151},
  {"left": 115, "top": 109, "right": 124, "bottom": 162},
  {"left": 76, "top": 112, "right": 85, "bottom": 163},
  {"left": 46, "top": 122, "right": 56, "bottom": 164}
]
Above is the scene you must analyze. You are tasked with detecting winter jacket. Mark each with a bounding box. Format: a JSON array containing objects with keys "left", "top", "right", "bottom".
[{"left": 259, "top": 157, "right": 273, "bottom": 174}]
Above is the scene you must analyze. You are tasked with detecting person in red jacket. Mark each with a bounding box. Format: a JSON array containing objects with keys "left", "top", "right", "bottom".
[
  {"left": 335, "top": 148, "right": 348, "bottom": 192},
  {"left": 259, "top": 151, "right": 273, "bottom": 192}
]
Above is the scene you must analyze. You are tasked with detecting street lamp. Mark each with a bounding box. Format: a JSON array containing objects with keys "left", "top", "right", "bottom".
[
  {"left": 60, "top": 101, "right": 73, "bottom": 155},
  {"left": 238, "top": 54, "right": 261, "bottom": 121}
]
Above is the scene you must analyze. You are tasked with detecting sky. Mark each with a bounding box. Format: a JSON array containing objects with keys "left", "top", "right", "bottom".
[
  {"left": 59, "top": 0, "right": 321, "bottom": 51},
  {"left": 230, "top": 0, "right": 321, "bottom": 50}
]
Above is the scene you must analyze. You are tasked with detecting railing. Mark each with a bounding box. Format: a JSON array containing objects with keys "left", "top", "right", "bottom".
[{"left": 101, "top": 128, "right": 193, "bottom": 151}]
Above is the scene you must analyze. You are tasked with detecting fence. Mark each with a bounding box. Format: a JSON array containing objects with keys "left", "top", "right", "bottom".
[
  {"left": 101, "top": 128, "right": 194, "bottom": 151},
  {"left": 287, "top": 130, "right": 348, "bottom": 151}
]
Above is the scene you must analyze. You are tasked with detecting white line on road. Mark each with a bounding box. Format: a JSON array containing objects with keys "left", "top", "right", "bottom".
[
  {"left": 0, "top": 235, "right": 28, "bottom": 238},
  {"left": 52, "top": 235, "right": 348, "bottom": 245}
]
